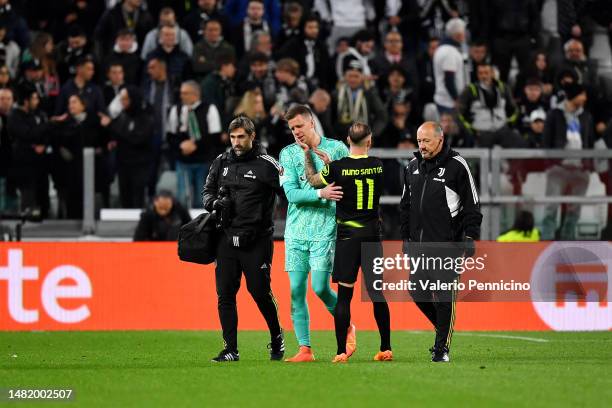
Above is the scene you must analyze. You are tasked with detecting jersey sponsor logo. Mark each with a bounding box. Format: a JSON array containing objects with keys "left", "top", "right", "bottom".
[
  {"left": 222, "top": 167, "right": 228, "bottom": 177},
  {"left": 321, "top": 164, "right": 330, "bottom": 177},
  {"left": 433, "top": 177, "right": 446, "bottom": 182},
  {"left": 244, "top": 170, "right": 256, "bottom": 179}
]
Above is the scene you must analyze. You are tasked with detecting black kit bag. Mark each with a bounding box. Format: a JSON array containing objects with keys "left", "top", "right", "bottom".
[{"left": 178, "top": 211, "right": 218, "bottom": 264}]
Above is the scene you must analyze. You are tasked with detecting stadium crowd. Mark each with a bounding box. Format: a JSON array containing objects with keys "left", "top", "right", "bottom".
[{"left": 0, "top": 0, "right": 611, "bottom": 239}]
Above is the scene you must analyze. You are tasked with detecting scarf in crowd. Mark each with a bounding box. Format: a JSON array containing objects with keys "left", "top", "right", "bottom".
[{"left": 337, "top": 84, "right": 368, "bottom": 125}]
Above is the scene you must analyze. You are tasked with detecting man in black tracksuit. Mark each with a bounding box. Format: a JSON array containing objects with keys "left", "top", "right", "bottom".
[
  {"left": 400, "top": 121, "right": 482, "bottom": 362},
  {"left": 202, "top": 115, "right": 284, "bottom": 362}
]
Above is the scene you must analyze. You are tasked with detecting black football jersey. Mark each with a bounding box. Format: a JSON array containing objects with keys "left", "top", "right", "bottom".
[{"left": 320, "top": 155, "right": 383, "bottom": 232}]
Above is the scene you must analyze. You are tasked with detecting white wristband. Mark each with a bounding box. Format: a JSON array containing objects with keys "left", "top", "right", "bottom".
[{"left": 317, "top": 189, "right": 322, "bottom": 198}]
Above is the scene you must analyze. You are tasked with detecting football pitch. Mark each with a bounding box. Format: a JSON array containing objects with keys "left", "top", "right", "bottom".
[{"left": 1, "top": 330, "right": 610, "bottom": 407}]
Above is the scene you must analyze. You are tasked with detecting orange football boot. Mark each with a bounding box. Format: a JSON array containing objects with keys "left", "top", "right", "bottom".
[
  {"left": 284, "top": 346, "right": 315, "bottom": 362},
  {"left": 373, "top": 350, "right": 393, "bottom": 361},
  {"left": 332, "top": 353, "right": 348, "bottom": 363},
  {"left": 346, "top": 323, "right": 357, "bottom": 357}
]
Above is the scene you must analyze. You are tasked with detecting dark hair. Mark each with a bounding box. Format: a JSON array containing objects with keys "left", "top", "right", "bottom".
[
  {"left": 116, "top": 28, "right": 135, "bottom": 38},
  {"left": 15, "top": 83, "right": 37, "bottom": 105},
  {"left": 248, "top": 51, "right": 269, "bottom": 64},
  {"left": 302, "top": 13, "right": 320, "bottom": 26},
  {"left": 511, "top": 211, "right": 535, "bottom": 235},
  {"left": 228, "top": 114, "right": 256, "bottom": 136},
  {"left": 348, "top": 122, "right": 372, "bottom": 145},
  {"left": 154, "top": 189, "right": 174, "bottom": 200},
  {"left": 124, "top": 85, "right": 145, "bottom": 115},
  {"left": 276, "top": 58, "right": 300, "bottom": 77},
  {"left": 68, "top": 93, "right": 87, "bottom": 110},
  {"left": 202, "top": 18, "right": 222, "bottom": 29},
  {"left": 216, "top": 52, "right": 235, "bottom": 70},
  {"left": 470, "top": 39, "right": 487, "bottom": 48},
  {"left": 76, "top": 55, "right": 95, "bottom": 67},
  {"left": 283, "top": 104, "right": 312, "bottom": 122}
]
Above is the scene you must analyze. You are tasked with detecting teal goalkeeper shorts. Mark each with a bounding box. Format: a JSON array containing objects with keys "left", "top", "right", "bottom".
[{"left": 284, "top": 238, "right": 335, "bottom": 272}]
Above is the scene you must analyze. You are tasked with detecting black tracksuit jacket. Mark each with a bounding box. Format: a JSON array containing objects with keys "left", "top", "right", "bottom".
[
  {"left": 202, "top": 144, "right": 284, "bottom": 237},
  {"left": 400, "top": 143, "right": 482, "bottom": 242}
]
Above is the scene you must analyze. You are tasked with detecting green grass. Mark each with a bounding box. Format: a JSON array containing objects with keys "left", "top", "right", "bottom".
[{"left": 0, "top": 331, "right": 610, "bottom": 407}]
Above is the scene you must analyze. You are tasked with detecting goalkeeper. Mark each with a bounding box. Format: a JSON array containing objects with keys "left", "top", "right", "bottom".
[{"left": 279, "top": 105, "right": 354, "bottom": 362}]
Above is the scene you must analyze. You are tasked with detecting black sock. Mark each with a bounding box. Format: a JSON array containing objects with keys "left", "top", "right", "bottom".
[
  {"left": 334, "top": 284, "right": 354, "bottom": 355},
  {"left": 373, "top": 301, "right": 391, "bottom": 351}
]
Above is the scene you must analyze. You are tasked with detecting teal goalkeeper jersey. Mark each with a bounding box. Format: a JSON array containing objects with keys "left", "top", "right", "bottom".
[{"left": 279, "top": 136, "right": 349, "bottom": 241}]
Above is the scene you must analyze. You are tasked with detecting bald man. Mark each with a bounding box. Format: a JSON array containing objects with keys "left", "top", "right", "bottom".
[{"left": 399, "top": 121, "right": 482, "bottom": 362}]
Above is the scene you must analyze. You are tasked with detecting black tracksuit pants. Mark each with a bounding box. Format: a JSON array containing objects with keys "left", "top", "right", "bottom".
[
  {"left": 215, "top": 234, "right": 281, "bottom": 352},
  {"left": 407, "top": 245, "right": 460, "bottom": 352}
]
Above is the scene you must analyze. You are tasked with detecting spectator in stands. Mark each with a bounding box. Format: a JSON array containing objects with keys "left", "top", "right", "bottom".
[
  {"left": 133, "top": 190, "right": 191, "bottom": 241},
  {"left": 237, "top": 51, "right": 276, "bottom": 109},
  {"left": 21, "top": 32, "right": 60, "bottom": 114},
  {"left": 416, "top": 0, "right": 460, "bottom": 43},
  {"left": 550, "top": 67, "right": 578, "bottom": 109},
  {"left": 145, "top": 24, "right": 191, "bottom": 87},
  {"left": 272, "top": 58, "right": 309, "bottom": 114},
  {"left": 237, "top": 30, "right": 273, "bottom": 78},
  {"left": 102, "top": 62, "right": 125, "bottom": 106},
  {"left": 56, "top": 0, "right": 103, "bottom": 41},
  {"left": 0, "top": 87, "right": 14, "bottom": 211},
  {"left": 416, "top": 36, "right": 439, "bottom": 109},
  {"left": 0, "top": 22, "right": 19, "bottom": 78},
  {"left": 17, "top": 59, "right": 44, "bottom": 98},
  {"left": 458, "top": 62, "right": 524, "bottom": 147},
  {"left": 233, "top": 87, "right": 272, "bottom": 149},
  {"left": 515, "top": 51, "right": 555, "bottom": 100},
  {"left": 142, "top": 56, "right": 175, "bottom": 197},
  {"left": 225, "top": 0, "right": 281, "bottom": 38},
  {"left": 167, "top": 80, "right": 223, "bottom": 208},
  {"left": 517, "top": 78, "right": 549, "bottom": 134},
  {"left": 268, "top": 57, "right": 309, "bottom": 155},
  {"left": 276, "top": 13, "right": 331, "bottom": 90},
  {"left": 332, "top": 56, "right": 388, "bottom": 139},
  {"left": 382, "top": 100, "right": 416, "bottom": 148},
  {"left": 371, "top": 30, "right": 419, "bottom": 96},
  {"left": 200, "top": 53, "right": 237, "bottom": 127},
  {"left": 231, "top": 0, "right": 275, "bottom": 58},
  {"left": 276, "top": 1, "right": 303, "bottom": 48},
  {"left": 560, "top": 39, "right": 599, "bottom": 90},
  {"left": 440, "top": 111, "right": 472, "bottom": 147},
  {"left": 141, "top": 7, "right": 193, "bottom": 60},
  {"left": 466, "top": 39, "right": 491, "bottom": 83},
  {"left": 487, "top": 0, "right": 540, "bottom": 82},
  {"left": 497, "top": 211, "right": 540, "bottom": 242},
  {"left": 308, "top": 88, "right": 335, "bottom": 140},
  {"left": 524, "top": 109, "right": 546, "bottom": 148},
  {"left": 104, "top": 28, "right": 141, "bottom": 86},
  {"left": 8, "top": 84, "right": 49, "bottom": 215},
  {"left": 314, "top": 0, "right": 375, "bottom": 54},
  {"left": 542, "top": 82, "right": 594, "bottom": 240},
  {"left": 335, "top": 29, "right": 376, "bottom": 83},
  {"left": 380, "top": 65, "right": 418, "bottom": 122},
  {"left": 0, "top": 65, "right": 9, "bottom": 89},
  {"left": 56, "top": 25, "right": 92, "bottom": 84},
  {"left": 101, "top": 86, "right": 154, "bottom": 209},
  {"left": 183, "top": 0, "right": 229, "bottom": 43},
  {"left": 433, "top": 18, "right": 466, "bottom": 115},
  {"left": 192, "top": 18, "right": 236, "bottom": 80},
  {"left": 0, "top": 0, "right": 30, "bottom": 49},
  {"left": 50, "top": 94, "right": 105, "bottom": 218},
  {"left": 55, "top": 56, "right": 105, "bottom": 116},
  {"left": 94, "top": 0, "right": 154, "bottom": 58}
]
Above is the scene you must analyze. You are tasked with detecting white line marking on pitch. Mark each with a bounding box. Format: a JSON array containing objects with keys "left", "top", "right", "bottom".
[{"left": 457, "top": 333, "right": 550, "bottom": 343}]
